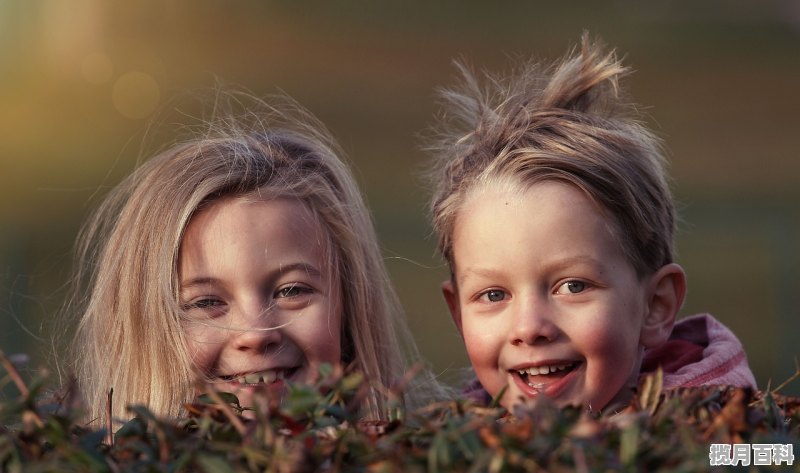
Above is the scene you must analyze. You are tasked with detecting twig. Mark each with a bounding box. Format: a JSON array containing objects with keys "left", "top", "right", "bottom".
[
  {"left": 0, "top": 348, "right": 29, "bottom": 397},
  {"left": 572, "top": 444, "right": 590, "bottom": 473},
  {"left": 204, "top": 385, "right": 247, "bottom": 436},
  {"left": 106, "top": 388, "right": 114, "bottom": 446},
  {"left": 770, "top": 357, "right": 800, "bottom": 395},
  {"left": 1, "top": 348, "right": 44, "bottom": 429}
]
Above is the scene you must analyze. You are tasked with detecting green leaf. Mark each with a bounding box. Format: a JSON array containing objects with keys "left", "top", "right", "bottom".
[
  {"left": 317, "top": 363, "right": 333, "bottom": 378},
  {"left": 114, "top": 416, "right": 147, "bottom": 438},
  {"left": 340, "top": 372, "right": 364, "bottom": 392},
  {"left": 196, "top": 392, "right": 241, "bottom": 408},
  {"left": 285, "top": 385, "right": 320, "bottom": 416},
  {"left": 489, "top": 385, "right": 508, "bottom": 409},
  {"left": 197, "top": 453, "right": 236, "bottom": 473}
]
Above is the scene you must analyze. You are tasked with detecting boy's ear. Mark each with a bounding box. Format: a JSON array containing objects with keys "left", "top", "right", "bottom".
[
  {"left": 640, "top": 263, "right": 687, "bottom": 348},
  {"left": 441, "top": 279, "right": 463, "bottom": 335}
]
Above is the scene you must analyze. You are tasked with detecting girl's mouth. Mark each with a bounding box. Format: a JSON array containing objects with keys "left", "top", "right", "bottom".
[
  {"left": 217, "top": 367, "right": 300, "bottom": 386},
  {"left": 511, "top": 362, "right": 580, "bottom": 395}
]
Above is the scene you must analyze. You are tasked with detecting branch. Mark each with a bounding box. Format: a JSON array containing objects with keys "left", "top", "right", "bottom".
[{"left": 0, "top": 348, "right": 29, "bottom": 397}]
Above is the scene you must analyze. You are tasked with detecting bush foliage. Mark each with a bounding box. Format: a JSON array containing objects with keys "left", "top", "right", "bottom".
[{"left": 2, "top": 349, "right": 798, "bottom": 472}]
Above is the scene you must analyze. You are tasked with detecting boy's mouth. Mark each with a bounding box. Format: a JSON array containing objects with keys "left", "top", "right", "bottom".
[
  {"left": 217, "top": 367, "right": 300, "bottom": 386},
  {"left": 511, "top": 362, "right": 579, "bottom": 392}
]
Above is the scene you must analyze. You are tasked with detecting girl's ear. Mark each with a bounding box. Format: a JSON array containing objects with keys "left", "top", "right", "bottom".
[
  {"left": 640, "top": 263, "right": 687, "bottom": 348},
  {"left": 441, "top": 280, "right": 463, "bottom": 335}
]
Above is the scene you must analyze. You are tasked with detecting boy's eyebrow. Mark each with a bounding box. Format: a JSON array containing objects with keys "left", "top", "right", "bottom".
[
  {"left": 457, "top": 267, "right": 504, "bottom": 286},
  {"left": 458, "top": 255, "right": 606, "bottom": 286},
  {"left": 180, "top": 262, "right": 323, "bottom": 290},
  {"left": 542, "top": 255, "right": 607, "bottom": 273}
]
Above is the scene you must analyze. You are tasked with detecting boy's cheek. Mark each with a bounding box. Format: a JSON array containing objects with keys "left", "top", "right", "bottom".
[{"left": 461, "top": 321, "right": 500, "bottom": 357}]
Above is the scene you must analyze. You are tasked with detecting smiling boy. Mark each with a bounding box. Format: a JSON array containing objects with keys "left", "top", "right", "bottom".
[{"left": 427, "top": 36, "right": 756, "bottom": 411}]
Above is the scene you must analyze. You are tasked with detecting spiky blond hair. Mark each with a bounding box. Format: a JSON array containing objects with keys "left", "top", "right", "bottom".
[{"left": 429, "top": 34, "right": 675, "bottom": 278}]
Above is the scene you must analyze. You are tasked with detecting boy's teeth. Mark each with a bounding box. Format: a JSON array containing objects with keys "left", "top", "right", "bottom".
[{"left": 517, "top": 363, "right": 572, "bottom": 376}]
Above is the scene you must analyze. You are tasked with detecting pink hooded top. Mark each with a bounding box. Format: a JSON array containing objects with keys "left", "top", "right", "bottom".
[
  {"left": 463, "top": 313, "right": 757, "bottom": 406},
  {"left": 639, "top": 313, "right": 757, "bottom": 389}
]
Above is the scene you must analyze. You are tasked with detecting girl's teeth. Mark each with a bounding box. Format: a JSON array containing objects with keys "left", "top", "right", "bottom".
[
  {"left": 517, "top": 363, "right": 573, "bottom": 376},
  {"left": 235, "top": 370, "right": 285, "bottom": 385}
]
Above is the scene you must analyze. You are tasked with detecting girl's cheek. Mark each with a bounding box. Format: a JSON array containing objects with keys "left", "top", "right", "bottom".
[{"left": 183, "top": 329, "right": 222, "bottom": 373}]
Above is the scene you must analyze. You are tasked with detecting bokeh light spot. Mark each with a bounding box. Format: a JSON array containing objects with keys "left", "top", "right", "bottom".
[
  {"left": 112, "top": 71, "right": 160, "bottom": 119},
  {"left": 81, "top": 53, "right": 113, "bottom": 85}
]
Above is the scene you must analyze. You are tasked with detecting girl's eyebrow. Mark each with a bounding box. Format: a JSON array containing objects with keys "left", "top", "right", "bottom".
[
  {"left": 180, "top": 262, "right": 323, "bottom": 290},
  {"left": 276, "top": 262, "right": 322, "bottom": 278},
  {"left": 180, "top": 276, "right": 220, "bottom": 290}
]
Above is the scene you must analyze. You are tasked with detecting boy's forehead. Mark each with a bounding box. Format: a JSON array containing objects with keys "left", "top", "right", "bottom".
[
  {"left": 451, "top": 180, "right": 635, "bottom": 280},
  {"left": 464, "top": 176, "right": 527, "bottom": 202},
  {"left": 459, "top": 178, "right": 604, "bottom": 222}
]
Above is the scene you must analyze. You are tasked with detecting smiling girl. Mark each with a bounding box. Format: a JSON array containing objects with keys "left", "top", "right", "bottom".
[
  {"left": 65, "top": 94, "right": 438, "bottom": 425},
  {"left": 427, "top": 35, "right": 756, "bottom": 412}
]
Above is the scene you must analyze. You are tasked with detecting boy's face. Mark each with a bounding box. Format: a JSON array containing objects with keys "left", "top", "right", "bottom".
[
  {"left": 178, "top": 196, "right": 342, "bottom": 408},
  {"left": 443, "top": 180, "right": 668, "bottom": 411}
]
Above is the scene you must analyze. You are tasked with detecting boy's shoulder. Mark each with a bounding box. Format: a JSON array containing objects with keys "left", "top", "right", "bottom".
[
  {"left": 462, "top": 373, "right": 493, "bottom": 407},
  {"left": 641, "top": 313, "right": 757, "bottom": 390}
]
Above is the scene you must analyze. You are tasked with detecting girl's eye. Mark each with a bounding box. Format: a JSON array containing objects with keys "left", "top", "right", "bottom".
[
  {"left": 555, "top": 280, "right": 588, "bottom": 295},
  {"left": 276, "top": 284, "right": 313, "bottom": 299},
  {"left": 183, "top": 298, "right": 225, "bottom": 311},
  {"left": 479, "top": 289, "right": 507, "bottom": 303}
]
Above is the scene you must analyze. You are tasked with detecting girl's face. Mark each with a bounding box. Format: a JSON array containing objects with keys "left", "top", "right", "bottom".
[
  {"left": 443, "top": 180, "right": 662, "bottom": 412},
  {"left": 178, "top": 196, "right": 341, "bottom": 406}
]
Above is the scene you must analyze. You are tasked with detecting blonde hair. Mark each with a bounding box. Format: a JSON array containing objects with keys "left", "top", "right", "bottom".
[
  {"left": 66, "top": 93, "right": 434, "bottom": 425},
  {"left": 428, "top": 34, "right": 675, "bottom": 278}
]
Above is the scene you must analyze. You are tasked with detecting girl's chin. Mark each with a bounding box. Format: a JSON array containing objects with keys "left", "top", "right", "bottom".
[
  {"left": 237, "top": 382, "right": 286, "bottom": 408},
  {"left": 208, "top": 379, "right": 288, "bottom": 413},
  {"left": 207, "top": 367, "right": 306, "bottom": 408}
]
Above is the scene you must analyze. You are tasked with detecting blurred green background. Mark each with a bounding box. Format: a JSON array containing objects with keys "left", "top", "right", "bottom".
[{"left": 1, "top": 1, "right": 799, "bottom": 396}]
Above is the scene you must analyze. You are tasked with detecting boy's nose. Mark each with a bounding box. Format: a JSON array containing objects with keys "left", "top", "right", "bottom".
[{"left": 509, "top": 297, "right": 560, "bottom": 346}]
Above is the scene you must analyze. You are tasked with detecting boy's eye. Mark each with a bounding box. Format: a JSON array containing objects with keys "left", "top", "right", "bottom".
[
  {"left": 555, "top": 280, "right": 587, "bottom": 295},
  {"left": 479, "top": 289, "right": 507, "bottom": 303}
]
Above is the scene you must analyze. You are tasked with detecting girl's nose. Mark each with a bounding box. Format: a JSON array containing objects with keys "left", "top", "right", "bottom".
[
  {"left": 509, "top": 296, "right": 560, "bottom": 346},
  {"left": 232, "top": 324, "right": 283, "bottom": 353},
  {"left": 231, "top": 302, "right": 283, "bottom": 353}
]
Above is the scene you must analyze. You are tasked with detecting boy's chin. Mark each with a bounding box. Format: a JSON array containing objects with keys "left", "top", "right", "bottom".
[
  {"left": 597, "top": 386, "right": 636, "bottom": 414},
  {"left": 500, "top": 387, "right": 635, "bottom": 414}
]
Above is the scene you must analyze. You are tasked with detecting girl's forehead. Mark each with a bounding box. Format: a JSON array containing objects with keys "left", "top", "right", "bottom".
[
  {"left": 199, "top": 194, "right": 315, "bottom": 222},
  {"left": 179, "top": 196, "right": 336, "bottom": 279},
  {"left": 182, "top": 195, "right": 332, "bottom": 256}
]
